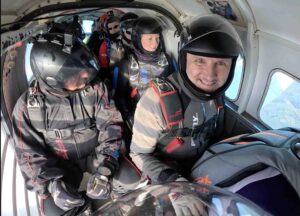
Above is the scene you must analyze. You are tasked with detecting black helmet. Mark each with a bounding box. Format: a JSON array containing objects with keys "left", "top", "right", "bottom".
[
  {"left": 73, "top": 15, "right": 79, "bottom": 22},
  {"left": 131, "top": 16, "right": 163, "bottom": 57},
  {"left": 179, "top": 14, "right": 244, "bottom": 100},
  {"left": 120, "top": 12, "right": 139, "bottom": 31},
  {"left": 30, "top": 33, "right": 100, "bottom": 95}
]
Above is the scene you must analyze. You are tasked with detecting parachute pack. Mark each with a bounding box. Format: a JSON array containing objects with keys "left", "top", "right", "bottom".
[{"left": 190, "top": 127, "right": 300, "bottom": 215}]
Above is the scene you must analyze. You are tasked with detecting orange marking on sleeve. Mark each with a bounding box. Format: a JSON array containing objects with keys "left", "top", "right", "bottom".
[{"left": 195, "top": 175, "right": 212, "bottom": 185}]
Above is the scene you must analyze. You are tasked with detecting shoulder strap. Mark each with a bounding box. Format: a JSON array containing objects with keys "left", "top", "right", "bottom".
[
  {"left": 27, "top": 81, "right": 46, "bottom": 133},
  {"left": 213, "top": 95, "right": 225, "bottom": 140},
  {"left": 80, "top": 84, "right": 97, "bottom": 118},
  {"left": 112, "top": 66, "right": 119, "bottom": 95},
  {"left": 105, "top": 38, "right": 111, "bottom": 55},
  {"left": 150, "top": 77, "right": 183, "bottom": 129}
]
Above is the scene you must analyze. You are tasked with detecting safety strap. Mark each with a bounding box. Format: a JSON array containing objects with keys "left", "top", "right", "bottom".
[
  {"left": 213, "top": 95, "right": 225, "bottom": 139},
  {"left": 27, "top": 81, "right": 47, "bottom": 131},
  {"left": 151, "top": 77, "right": 225, "bottom": 154},
  {"left": 106, "top": 37, "right": 111, "bottom": 61},
  {"left": 45, "top": 121, "right": 96, "bottom": 139},
  {"left": 150, "top": 77, "right": 183, "bottom": 129},
  {"left": 27, "top": 81, "right": 96, "bottom": 135},
  {"left": 171, "top": 58, "right": 178, "bottom": 73},
  {"left": 111, "top": 66, "right": 119, "bottom": 97}
]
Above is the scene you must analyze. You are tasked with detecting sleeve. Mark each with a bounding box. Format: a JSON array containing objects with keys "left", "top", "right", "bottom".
[
  {"left": 94, "top": 82, "right": 123, "bottom": 162},
  {"left": 130, "top": 88, "right": 175, "bottom": 183},
  {"left": 12, "top": 93, "right": 63, "bottom": 197}
]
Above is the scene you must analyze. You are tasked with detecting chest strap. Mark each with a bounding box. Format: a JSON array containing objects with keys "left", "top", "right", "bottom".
[
  {"left": 27, "top": 82, "right": 96, "bottom": 135},
  {"left": 45, "top": 121, "right": 96, "bottom": 139}
]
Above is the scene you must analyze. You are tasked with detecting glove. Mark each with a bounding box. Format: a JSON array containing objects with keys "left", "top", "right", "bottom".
[
  {"left": 48, "top": 180, "right": 85, "bottom": 211},
  {"left": 169, "top": 192, "right": 206, "bottom": 216},
  {"left": 86, "top": 174, "right": 111, "bottom": 199}
]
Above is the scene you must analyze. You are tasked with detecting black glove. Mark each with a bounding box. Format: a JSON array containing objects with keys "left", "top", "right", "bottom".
[
  {"left": 86, "top": 174, "right": 111, "bottom": 199},
  {"left": 48, "top": 180, "right": 85, "bottom": 211}
]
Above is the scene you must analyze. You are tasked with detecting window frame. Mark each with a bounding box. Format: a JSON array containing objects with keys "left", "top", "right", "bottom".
[
  {"left": 225, "top": 54, "right": 245, "bottom": 101},
  {"left": 258, "top": 68, "right": 300, "bottom": 129}
]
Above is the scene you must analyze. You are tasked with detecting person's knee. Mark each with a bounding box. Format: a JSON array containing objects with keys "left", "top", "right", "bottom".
[{"left": 40, "top": 196, "right": 66, "bottom": 216}]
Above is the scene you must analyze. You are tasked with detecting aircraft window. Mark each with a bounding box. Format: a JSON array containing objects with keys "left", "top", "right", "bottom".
[
  {"left": 25, "top": 43, "right": 34, "bottom": 83},
  {"left": 82, "top": 20, "right": 93, "bottom": 34},
  {"left": 259, "top": 70, "right": 300, "bottom": 129},
  {"left": 225, "top": 55, "right": 244, "bottom": 100},
  {"left": 82, "top": 20, "right": 94, "bottom": 43},
  {"left": 235, "top": 202, "right": 261, "bottom": 216}
]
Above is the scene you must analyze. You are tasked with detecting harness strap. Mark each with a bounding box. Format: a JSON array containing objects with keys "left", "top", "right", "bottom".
[
  {"left": 111, "top": 66, "right": 119, "bottom": 97},
  {"left": 27, "top": 82, "right": 96, "bottom": 135},
  {"left": 162, "top": 127, "right": 193, "bottom": 138},
  {"left": 45, "top": 122, "right": 96, "bottom": 139},
  {"left": 165, "top": 137, "right": 184, "bottom": 153},
  {"left": 27, "top": 81, "right": 46, "bottom": 132},
  {"left": 130, "top": 87, "right": 139, "bottom": 99},
  {"left": 213, "top": 95, "right": 225, "bottom": 138},
  {"left": 112, "top": 67, "right": 119, "bottom": 90},
  {"left": 150, "top": 78, "right": 183, "bottom": 129}
]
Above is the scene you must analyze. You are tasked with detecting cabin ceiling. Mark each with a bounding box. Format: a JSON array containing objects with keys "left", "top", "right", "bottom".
[{"left": 1, "top": 0, "right": 300, "bottom": 45}]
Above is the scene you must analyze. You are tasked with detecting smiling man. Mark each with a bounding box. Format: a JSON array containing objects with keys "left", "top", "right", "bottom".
[
  {"left": 186, "top": 54, "right": 232, "bottom": 93},
  {"left": 129, "top": 14, "right": 244, "bottom": 191}
]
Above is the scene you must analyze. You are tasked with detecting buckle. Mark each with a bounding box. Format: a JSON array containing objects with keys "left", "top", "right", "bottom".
[
  {"left": 178, "top": 128, "right": 192, "bottom": 137},
  {"left": 54, "top": 129, "right": 62, "bottom": 139}
]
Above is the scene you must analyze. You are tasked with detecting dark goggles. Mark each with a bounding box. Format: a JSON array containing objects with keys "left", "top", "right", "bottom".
[{"left": 108, "top": 24, "right": 119, "bottom": 31}]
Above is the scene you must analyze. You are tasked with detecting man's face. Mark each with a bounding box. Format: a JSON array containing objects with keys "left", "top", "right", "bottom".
[
  {"left": 64, "top": 70, "right": 89, "bottom": 91},
  {"left": 141, "top": 34, "right": 160, "bottom": 52},
  {"left": 107, "top": 21, "right": 120, "bottom": 35},
  {"left": 186, "top": 53, "right": 232, "bottom": 93}
]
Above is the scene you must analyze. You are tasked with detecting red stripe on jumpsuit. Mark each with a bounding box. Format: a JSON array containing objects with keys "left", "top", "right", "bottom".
[{"left": 55, "top": 138, "right": 69, "bottom": 160}]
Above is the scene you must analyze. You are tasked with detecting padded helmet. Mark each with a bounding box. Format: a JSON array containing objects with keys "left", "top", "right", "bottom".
[
  {"left": 120, "top": 12, "right": 139, "bottom": 31},
  {"left": 131, "top": 16, "right": 163, "bottom": 57},
  {"left": 30, "top": 33, "right": 100, "bottom": 95},
  {"left": 179, "top": 14, "right": 244, "bottom": 100}
]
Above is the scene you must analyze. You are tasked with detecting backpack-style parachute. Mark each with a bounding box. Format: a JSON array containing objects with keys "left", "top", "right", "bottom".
[{"left": 191, "top": 127, "right": 300, "bottom": 215}]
